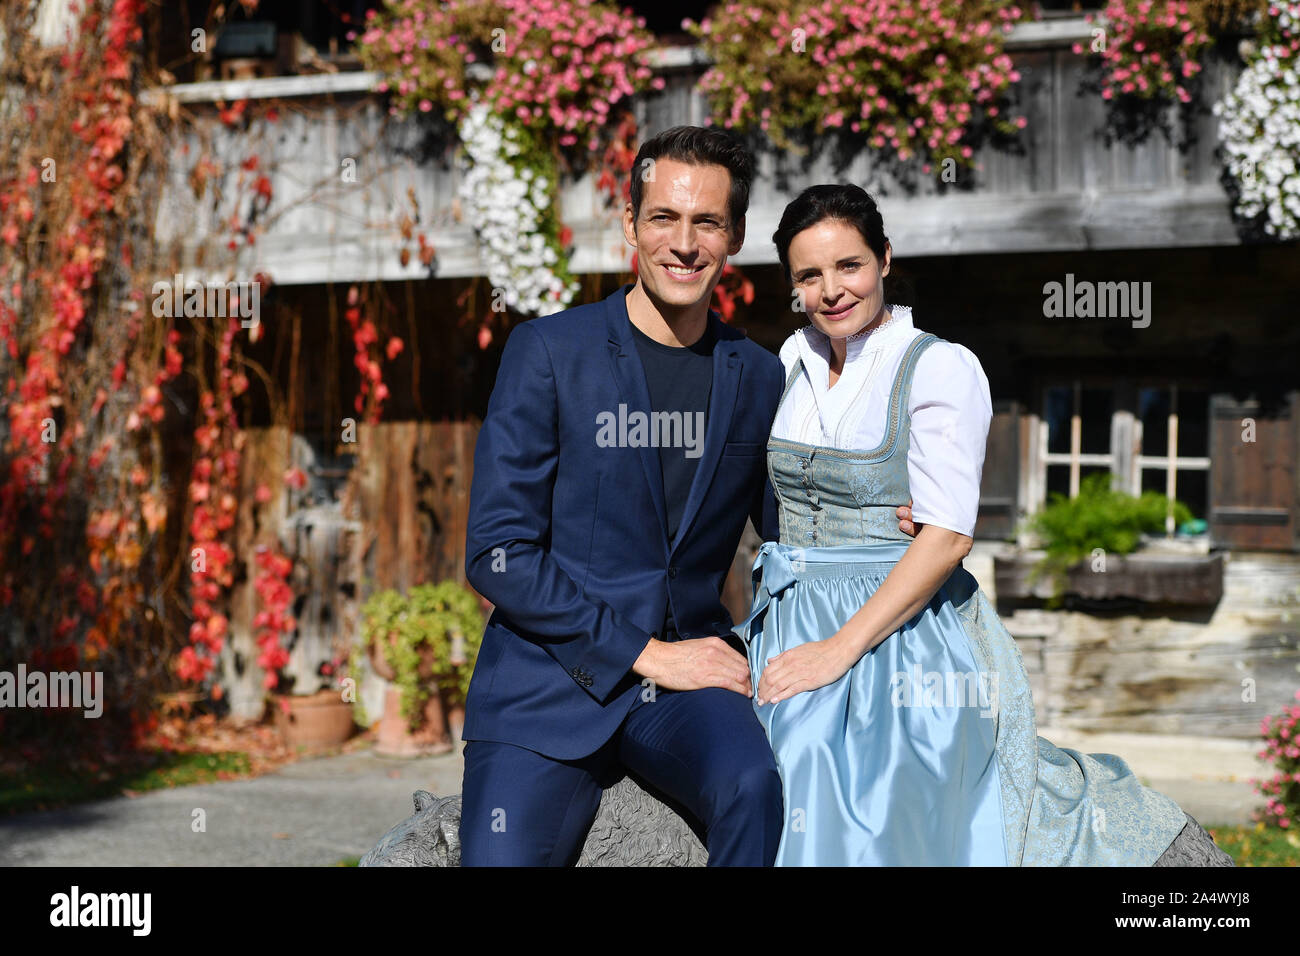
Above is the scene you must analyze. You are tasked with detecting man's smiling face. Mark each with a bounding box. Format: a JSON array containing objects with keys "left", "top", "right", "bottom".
[{"left": 623, "top": 158, "right": 745, "bottom": 312}]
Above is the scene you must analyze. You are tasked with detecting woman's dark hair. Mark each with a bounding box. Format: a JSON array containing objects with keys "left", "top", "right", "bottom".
[
  {"left": 628, "top": 125, "right": 754, "bottom": 234},
  {"left": 771, "top": 184, "right": 890, "bottom": 284}
]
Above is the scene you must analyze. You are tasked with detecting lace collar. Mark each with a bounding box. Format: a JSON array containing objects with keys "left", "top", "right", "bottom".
[{"left": 796, "top": 304, "right": 914, "bottom": 364}]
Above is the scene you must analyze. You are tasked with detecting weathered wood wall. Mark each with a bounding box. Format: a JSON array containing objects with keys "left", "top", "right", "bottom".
[
  {"left": 153, "top": 20, "right": 1247, "bottom": 286},
  {"left": 351, "top": 421, "right": 479, "bottom": 593},
  {"left": 222, "top": 422, "right": 477, "bottom": 720}
]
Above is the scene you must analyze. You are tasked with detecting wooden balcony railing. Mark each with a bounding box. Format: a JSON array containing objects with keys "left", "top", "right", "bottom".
[{"left": 148, "top": 16, "right": 1245, "bottom": 287}]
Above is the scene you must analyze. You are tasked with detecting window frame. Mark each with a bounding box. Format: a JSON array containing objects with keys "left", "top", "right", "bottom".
[{"left": 1029, "top": 377, "right": 1211, "bottom": 531}]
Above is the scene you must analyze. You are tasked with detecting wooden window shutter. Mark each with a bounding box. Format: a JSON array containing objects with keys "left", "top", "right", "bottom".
[{"left": 1208, "top": 392, "right": 1298, "bottom": 551}]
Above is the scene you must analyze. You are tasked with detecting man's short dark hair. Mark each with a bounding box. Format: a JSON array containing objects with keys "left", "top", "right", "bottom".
[{"left": 628, "top": 126, "right": 754, "bottom": 234}]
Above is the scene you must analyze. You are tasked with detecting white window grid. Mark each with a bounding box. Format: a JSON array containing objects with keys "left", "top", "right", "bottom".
[{"left": 1028, "top": 381, "right": 1209, "bottom": 534}]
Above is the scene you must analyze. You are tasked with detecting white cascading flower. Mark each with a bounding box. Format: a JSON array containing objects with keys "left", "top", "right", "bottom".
[
  {"left": 1215, "top": 2, "right": 1300, "bottom": 239},
  {"left": 457, "top": 104, "right": 580, "bottom": 316}
]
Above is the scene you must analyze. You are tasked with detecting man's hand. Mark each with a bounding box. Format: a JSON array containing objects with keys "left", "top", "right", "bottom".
[
  {"left": 633, "top": 636, "right": 752, "bottom": 697},
  {"left": 897, "top": 498, "right": 922, "bottom": 537}
]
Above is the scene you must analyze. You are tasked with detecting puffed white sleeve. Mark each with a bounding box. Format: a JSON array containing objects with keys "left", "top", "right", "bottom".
[{"left": 905, "top": 341, "right": 992, "bottom": 538}]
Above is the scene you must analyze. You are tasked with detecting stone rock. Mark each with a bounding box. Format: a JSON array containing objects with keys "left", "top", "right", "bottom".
[
  {"left": 361, "top": 790, "right": 463, "bottom": 867},
  {"left": 1152, "top": 813, "right": 1235, "bottom": 867},
  {"left": 361, "top": 777, "right": 1233, "bottom": 867},
  {"left": 360, "top": 775, "right": 707, "bottom": 867}
]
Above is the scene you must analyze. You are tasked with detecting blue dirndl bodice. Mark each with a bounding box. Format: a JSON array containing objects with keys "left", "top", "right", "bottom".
[{"left": 733, "top": 332, "right": 1188, "bottom": 866}]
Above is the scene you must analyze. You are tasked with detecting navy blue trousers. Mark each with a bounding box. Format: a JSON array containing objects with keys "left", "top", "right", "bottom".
[{"left": 459, "top": 685, "right": 783, "bottom": 866}]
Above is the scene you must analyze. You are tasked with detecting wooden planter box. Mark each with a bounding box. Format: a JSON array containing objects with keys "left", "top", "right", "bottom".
[{"left": 993, "top": 550, "right": 1225, "bottom": 606}]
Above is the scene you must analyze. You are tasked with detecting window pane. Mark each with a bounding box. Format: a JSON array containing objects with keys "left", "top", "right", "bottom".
[
  {"left": 1080, "top": 388, "right": 1113, "bottom": 454},
  {"left": 1178, "top": 390, "right": 1209, "bottom": 458},
  {"left": 1080, "top": 465, "right": 1111, "bottom": 490},
  {"left": 1139, "top": 387, "right": 1169, "bottom": 457},
  {"left": 1141, "top": 467, "right": 1168, "bottom": 497},
  {"left": 1176, "top": 470, "right": 1207, "bottom": 522},
  {"left": 1046, "top": 464, "right": 1071, "bottom": 500},
  {"left": 1141, "top": 468, "right": 1206, "bottom": 525},
  {"left": 1047, "top": 464, "right": 1112, "bottom": 501},
  {"left": 1044, "top": 386, "right": 1072, "bottom": 454},
  {"left": 1140, "top": 468, "right": 1177, "bottom": 532}
]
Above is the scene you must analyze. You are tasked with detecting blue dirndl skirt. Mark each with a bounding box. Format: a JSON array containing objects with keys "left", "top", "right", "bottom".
[{"left": 734, "top": 541, "right": 1189, "bottom": 867}]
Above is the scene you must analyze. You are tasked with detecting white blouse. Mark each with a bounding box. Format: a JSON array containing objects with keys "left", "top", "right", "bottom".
[{"left": 771, "top": 305, "right": 992, "bottom": 538}]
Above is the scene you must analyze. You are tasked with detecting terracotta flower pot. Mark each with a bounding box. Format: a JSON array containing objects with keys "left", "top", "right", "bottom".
[
  {"left": 369, "top": 631, "right": 398, "bottom": 681},
  {"left": 369, "top": 631, "right": 440, "bottom": 682},
  {"left": 374, "top": 685, "right": 453, "bottom": 757},
  {"left": 367, "top": 629, "right": 459, "bottom": 755},
  {"left": 275, "top": 689, "right": 355, "bottom": 751},
  {"left": 445, "top": 691, "right": 466, "bottom": 744}
]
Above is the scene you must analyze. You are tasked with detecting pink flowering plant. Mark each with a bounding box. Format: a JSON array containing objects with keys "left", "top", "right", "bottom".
[
  {"left": 1076, "top": 0, "right": 1218, "bottom": 107},
  {"left": 685, "top": 0, "right": 1028, "bottom": 172},
  {"left": 1253, "top": 689, "right": 1300, "bottom": 830},
  {"left": 1075, "top": 1, "right": 1268, "bottom": 125},
  {"left": 352, "top": 0, "right": 663, "bottom": 154}
]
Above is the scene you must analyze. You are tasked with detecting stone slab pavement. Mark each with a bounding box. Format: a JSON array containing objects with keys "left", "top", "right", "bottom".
[
  {"left": 0, "top": 729, "right": 1268, "bottom": 866},
  {"left": 0, "top": 746, "right": 469, "bottom": 867}
]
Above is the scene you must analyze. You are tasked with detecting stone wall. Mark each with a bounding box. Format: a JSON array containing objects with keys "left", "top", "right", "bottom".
[{"left": 965, "top": 544, "right": 1300, "bottom": 739}]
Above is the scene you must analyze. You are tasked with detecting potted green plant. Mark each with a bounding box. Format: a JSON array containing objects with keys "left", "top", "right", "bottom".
[
  {"left": 994, "top": 472, "right": 1220, "bottom": 607},
  {"left": 353, "top": 581, "right": 483, "bottom": 757}
]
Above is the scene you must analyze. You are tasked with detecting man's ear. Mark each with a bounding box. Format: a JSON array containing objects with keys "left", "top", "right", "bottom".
[
  {"left": 728, "top": 214, "right": 746, "bottom": 257},
  {"left": 622, "top": 202, "right": 637, "bottom": 248}
]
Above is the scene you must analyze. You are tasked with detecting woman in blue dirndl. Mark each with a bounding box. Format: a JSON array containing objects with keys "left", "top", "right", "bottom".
[{"left": 733, "top": 185, "right": 1189, "bottom": 866}]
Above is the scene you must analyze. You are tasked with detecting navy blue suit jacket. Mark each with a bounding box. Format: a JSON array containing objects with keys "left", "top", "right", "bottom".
[{"left": 462, "top": 283, "right": 783, "bottom": 760}]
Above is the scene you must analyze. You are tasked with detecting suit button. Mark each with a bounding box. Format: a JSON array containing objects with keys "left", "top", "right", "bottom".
[{"left": 667, "top": 566, "right": 678, "bottom": 579}]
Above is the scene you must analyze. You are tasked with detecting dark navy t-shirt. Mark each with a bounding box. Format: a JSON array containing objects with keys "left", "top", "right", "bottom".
[{"left": 629, "top": 317, "right": 715, "bottom": 636}]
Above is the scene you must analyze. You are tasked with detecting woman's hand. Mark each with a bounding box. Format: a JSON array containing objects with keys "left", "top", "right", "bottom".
[
  {"left": 756, "top": 637, "right": 857, "bottom": 705},
  {"left": 757, "top": 524, "right": 973, "bottom": 705}
]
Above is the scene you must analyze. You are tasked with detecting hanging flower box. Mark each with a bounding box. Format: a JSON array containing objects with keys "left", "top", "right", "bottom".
[{"left": 993, "top": 548, "right": 1225, "bottom": 606}]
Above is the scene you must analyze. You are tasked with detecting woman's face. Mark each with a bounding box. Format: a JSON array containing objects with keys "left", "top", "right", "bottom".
[{"left": 786, "top": 219, "right": 891, "bottom": 338}]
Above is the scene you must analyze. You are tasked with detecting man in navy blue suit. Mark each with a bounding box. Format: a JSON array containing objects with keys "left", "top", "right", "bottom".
[{"left": 458, "top": 126, "right": 789, "bottom": 866}]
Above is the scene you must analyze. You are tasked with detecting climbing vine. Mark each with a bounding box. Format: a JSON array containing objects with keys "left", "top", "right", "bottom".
[{"left": 0, "top": 0, "right": 168, "bottom": 750}]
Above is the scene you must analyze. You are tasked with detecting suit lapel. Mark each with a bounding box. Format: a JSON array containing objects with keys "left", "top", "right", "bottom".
[{"left": 606, "top": 287, "right": 670, "bottom": 546}]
